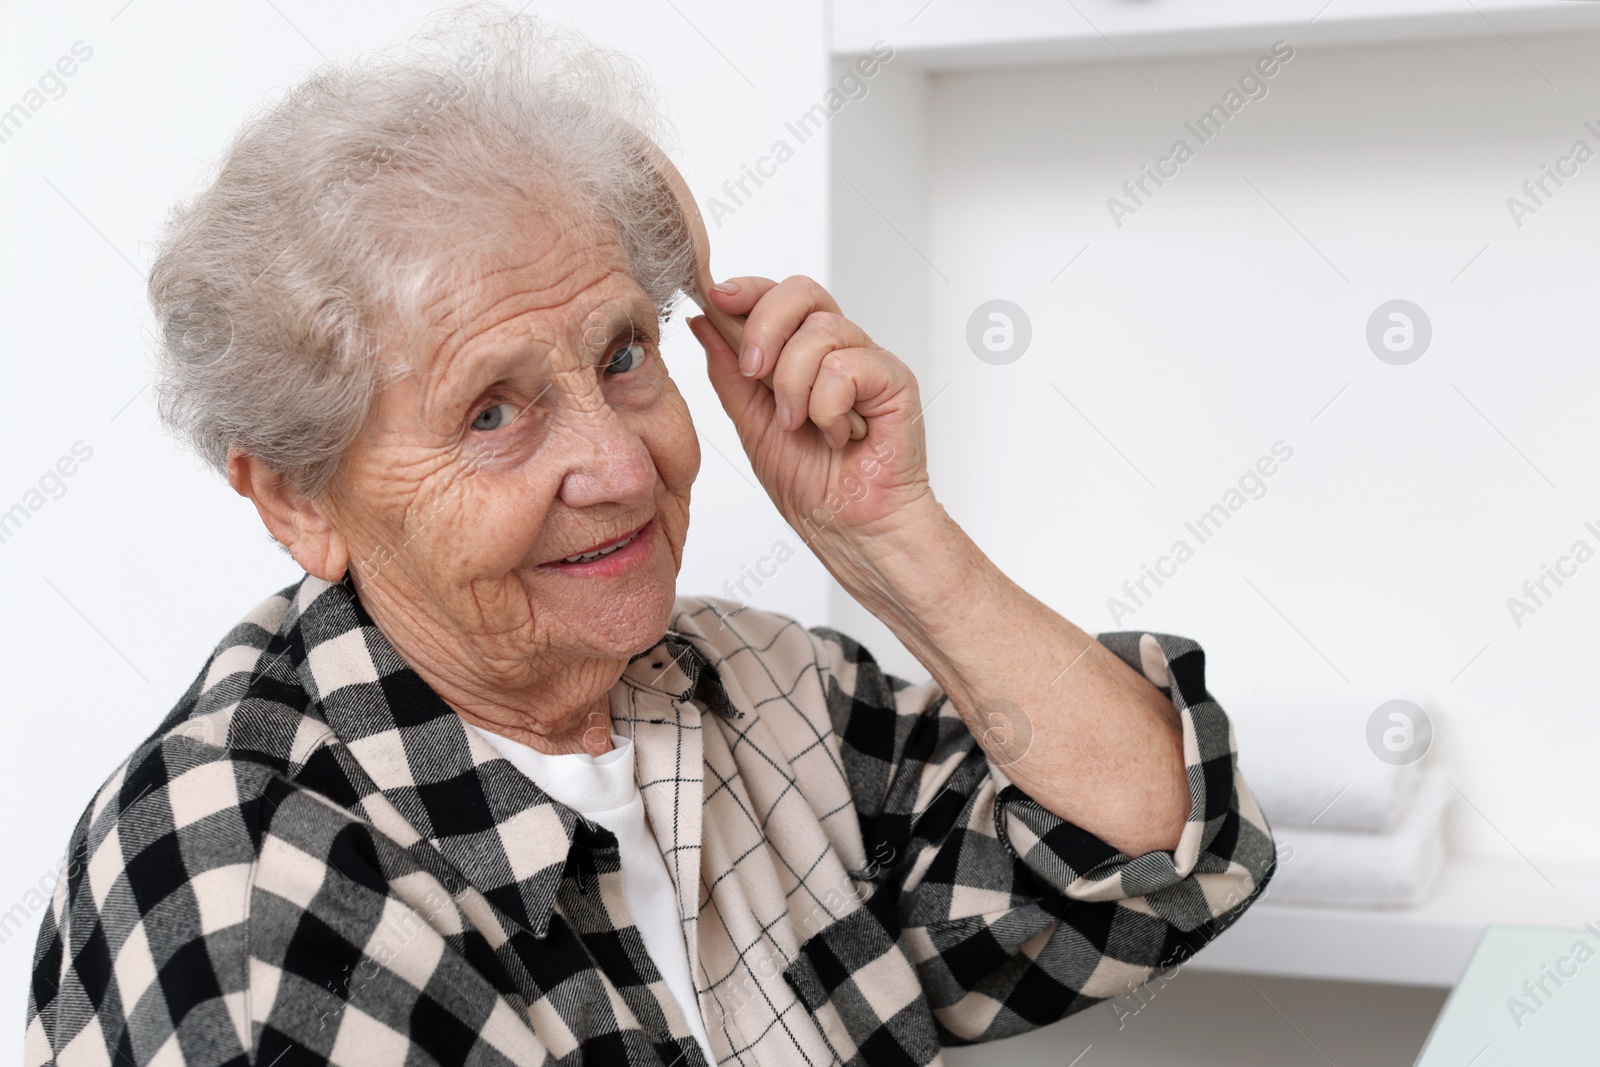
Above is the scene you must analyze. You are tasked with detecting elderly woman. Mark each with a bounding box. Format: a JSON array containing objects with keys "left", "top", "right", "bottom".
[{"left": 27, "top": 10, "right": 1274, "bottom": 1067}]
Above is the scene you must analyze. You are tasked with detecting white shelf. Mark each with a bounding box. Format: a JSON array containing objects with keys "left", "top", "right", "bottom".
[
  {"left": 832, "top": 0, "right": 1600, "bottom": 67},
  {"left": 1184, "top": 857, "right": 1600, "bottom": 987}
]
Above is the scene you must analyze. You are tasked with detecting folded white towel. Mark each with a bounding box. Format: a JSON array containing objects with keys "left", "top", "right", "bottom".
[
  {"left": 1259, "top": 767, "right": 1450, "bottom": 908},
  {"left": 1235, "top": 710, "right": 1422, "bottom": 831}
]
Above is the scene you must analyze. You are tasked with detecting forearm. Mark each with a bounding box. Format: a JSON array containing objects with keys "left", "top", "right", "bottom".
[{"left": 812, "top": 496, "right": 1190, "bottom": 858}]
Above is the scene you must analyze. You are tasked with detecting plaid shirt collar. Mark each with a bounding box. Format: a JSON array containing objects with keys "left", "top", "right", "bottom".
[{"left": 281, "top": 573, "right": 726, "bottom": 940}]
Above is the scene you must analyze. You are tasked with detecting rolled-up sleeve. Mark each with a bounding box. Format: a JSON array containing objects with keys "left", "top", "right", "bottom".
[{"left": 807, "top": 624, "right": 1277, "bottom": 1045}]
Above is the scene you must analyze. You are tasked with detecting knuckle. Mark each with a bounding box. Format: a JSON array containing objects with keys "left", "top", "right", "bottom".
[
  {"left": 818, "top": 350, "right": 854, "bottom": 378},
  {"left": 798, "top": 313, "right": 858, "bottom": 354},
  {"left": 787, "top": 274, "right": 830, "bottom": 304},
  {"left": 805, "top": 310, "right": 847, "bottom": 340}
]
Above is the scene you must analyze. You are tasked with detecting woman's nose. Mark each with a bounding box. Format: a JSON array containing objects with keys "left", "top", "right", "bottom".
[{"left": 548, "top": 404, "right": 658, "bottom": 511}]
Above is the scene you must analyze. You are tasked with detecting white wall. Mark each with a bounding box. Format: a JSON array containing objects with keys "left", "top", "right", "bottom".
[
  {"left": 823, "top": 25, "right": 1600, "bottom": 1065},
  {"left": 829, "top": 26, "right": 1600, "bottom": 895},
  {"left": 0, "top": 0, "right": 832, "bottom": 1032}
]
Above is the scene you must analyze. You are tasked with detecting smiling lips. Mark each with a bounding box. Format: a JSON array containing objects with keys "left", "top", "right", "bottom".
[{"left": 552, "top": 518, "right": 652, "bottom": 565}]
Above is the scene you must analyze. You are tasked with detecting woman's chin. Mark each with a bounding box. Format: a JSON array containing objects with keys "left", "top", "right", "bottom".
[{"left": 561, "top": 575, "right": 679, "bottom": 660}]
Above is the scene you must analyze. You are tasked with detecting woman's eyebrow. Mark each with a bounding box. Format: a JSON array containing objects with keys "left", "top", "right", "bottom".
[
  {"left": 431, "top": 339, "right": 554, "bottom": 416},
  {"left": 592, "top": 297, "right": 662, "bottom": 345},
  {"left": 431, "top": 299, "right": 659, "bottom": 412}
]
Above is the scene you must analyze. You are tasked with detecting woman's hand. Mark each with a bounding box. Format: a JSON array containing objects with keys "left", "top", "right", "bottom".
[
  {"left": 688, "top": 275, "right": 934, "bottom": 551},
  {"left": 690, "top": 278, "right": 1189, "bottom": 858}
]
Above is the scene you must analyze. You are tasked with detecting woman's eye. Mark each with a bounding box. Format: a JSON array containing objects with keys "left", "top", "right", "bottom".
[
  {"left": 605, "top": 341, "right": 648, "bottom": 376},
  {"left": 471, "top": 401, "right": 520, "bottom": 431}
]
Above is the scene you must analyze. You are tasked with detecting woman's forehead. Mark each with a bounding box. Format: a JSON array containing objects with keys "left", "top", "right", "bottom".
[
  {"left": 430, "top": 269, "right": 652, "bottom": 356},
  {"left": 404, "top": 225, "right": 644, "bottom": 351}
]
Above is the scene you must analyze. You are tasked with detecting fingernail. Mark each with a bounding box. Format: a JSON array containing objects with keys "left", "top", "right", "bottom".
[
  {"left": 712, "top": 280, "right": 739, "bottom": 294},
  {"left": 739, "top": 346, "right": 762, "bottom": 377}
]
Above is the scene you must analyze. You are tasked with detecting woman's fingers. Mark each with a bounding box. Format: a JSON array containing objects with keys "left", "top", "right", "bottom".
[
  {"left": 770, "top": 311, "right": 874, "bottom": 432},
  {"left": 702, "top": 273, "right": 905, "bottom": 450},
  {"left": 707, "top": 274, "right": 844, "bottom": 381},
  {"left": 806, "top": 348, "right": 880, "bottom": 449}
]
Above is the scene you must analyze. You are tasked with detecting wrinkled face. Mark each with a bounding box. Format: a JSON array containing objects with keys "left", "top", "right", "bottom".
[{"left": 323, "top": 200, "right": 700, "bottom": 686}]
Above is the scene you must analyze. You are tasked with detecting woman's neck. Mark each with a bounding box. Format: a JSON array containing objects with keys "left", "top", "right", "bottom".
[{"left": 457, "top": 692, "right": 617, "bottom": 756}]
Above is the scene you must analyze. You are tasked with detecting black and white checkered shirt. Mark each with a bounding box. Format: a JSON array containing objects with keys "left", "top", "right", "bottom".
[{"left": 26, "top": 573, "right": 1275, "bottom": 1066}]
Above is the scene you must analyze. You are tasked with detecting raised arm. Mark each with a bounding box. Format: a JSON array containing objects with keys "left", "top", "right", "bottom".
[{"left": 810, "top": 495, "right": 1191, "bottom": 858}]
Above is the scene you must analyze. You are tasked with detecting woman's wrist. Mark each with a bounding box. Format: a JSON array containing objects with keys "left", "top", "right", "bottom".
[{"left": 809, "top": 494, "right": 995, "bottom": 705}]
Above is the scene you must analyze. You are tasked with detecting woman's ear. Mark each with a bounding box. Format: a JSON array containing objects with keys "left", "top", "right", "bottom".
[{"left": 226, "top": 449, "right": 350, "bottom": 582}]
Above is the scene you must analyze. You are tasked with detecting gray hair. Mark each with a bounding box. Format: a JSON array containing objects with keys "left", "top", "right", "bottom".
[{"left": 148, "top": 4, "right": 696, "bottom": 498}]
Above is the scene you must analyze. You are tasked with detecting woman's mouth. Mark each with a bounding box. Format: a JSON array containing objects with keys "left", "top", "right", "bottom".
[{"left": 544, "top": 518, "right": 655, "bottom": 573}]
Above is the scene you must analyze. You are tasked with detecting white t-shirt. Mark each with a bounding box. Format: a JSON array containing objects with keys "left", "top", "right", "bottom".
[{"left": 469, "top": 725, "right": 716, "bottom": 1065}]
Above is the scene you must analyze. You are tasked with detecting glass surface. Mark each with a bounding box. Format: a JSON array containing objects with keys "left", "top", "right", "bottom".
[{"left": 1415, "top": 924, "right": 1600, "bottom": 1066}]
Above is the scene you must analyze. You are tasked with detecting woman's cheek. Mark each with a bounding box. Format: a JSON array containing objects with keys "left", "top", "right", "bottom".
[
  {"left": 669, "top": 424, "right": 700, "bottom": 491},
  {"left": 428, "top": 471, "right": 549, "bottom": 578},
  {"left": 652, "top": 388, "right": 701, "bottom": 492},
  {"left": 504, "top": 469, "right": 561, "bottom": 565}
]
